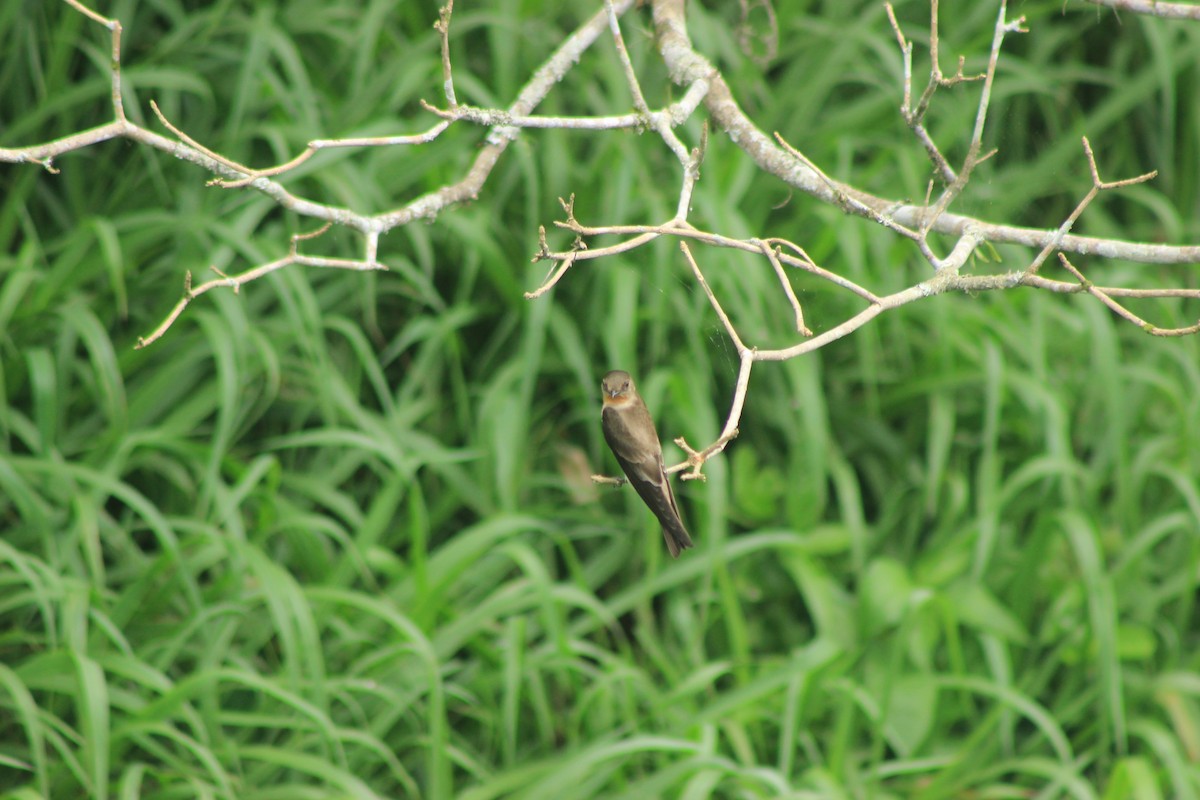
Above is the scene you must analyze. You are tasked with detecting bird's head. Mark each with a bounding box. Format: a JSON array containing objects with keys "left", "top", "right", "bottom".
[{"left": 601, "top": 370, "right": 635, "bottom": 406}]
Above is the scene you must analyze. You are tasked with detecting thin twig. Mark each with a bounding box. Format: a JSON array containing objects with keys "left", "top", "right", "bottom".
[
  {"left": 540, "top": 216, "right": 881, "bottom": 302},
  {"left": 921, "top": 2, "right": 1027, "bottom": 234},
  {"left": 435, "top": 0, "right": 458, "bottom": 108},
  {"left": 136, "top": 254, "right": 387, "bottom": 349},
  {"left": 1057, "top": 255, "right": 1200, "bottom": 337},
  {"left": 756, "top": 240, "right": 812, "bottom": 335},
  {"left": 1026, "top": 136, "right": 1157, "bottom": 276},
  {"left": 672, "top": 353, "right": 750, "bottom": 480},
  {"left": 681, "top": 242, "right": 748, "bottom": 354},
  {"left": 524, "top": 252, "right": 578, "bottom": 299},
  {"left": 773, "top": 132, "right": 923, "bottom": 243}
]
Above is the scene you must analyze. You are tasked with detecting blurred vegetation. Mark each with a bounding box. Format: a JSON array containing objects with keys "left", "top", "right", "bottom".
[{"left": 2, "top": 0, "right": 1199, "bottom": 798}]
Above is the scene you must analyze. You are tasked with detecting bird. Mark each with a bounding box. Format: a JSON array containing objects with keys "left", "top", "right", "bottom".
[{"left": 600, "top": 370, "right": 694, "bottom": 557}]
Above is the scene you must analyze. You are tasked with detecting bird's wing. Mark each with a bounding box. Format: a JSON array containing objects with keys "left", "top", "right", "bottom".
[
  {"left": 602, "top": 404, "right": 660, "bottom": 464},
  {"left": 603, "top": 406, "right": 678, "bottom": 507}
]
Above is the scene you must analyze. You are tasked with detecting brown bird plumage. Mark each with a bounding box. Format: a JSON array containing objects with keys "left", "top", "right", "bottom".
[{"left": 600, "top": 370, "right": 694, "bottom": 557}]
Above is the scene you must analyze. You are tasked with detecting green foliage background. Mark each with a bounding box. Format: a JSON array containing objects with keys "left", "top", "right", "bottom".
[{"left": 2, "top": 1, "right": 1200, "bottom": 798}]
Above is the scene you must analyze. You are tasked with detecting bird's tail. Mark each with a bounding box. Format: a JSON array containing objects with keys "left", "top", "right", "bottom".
[{"left": 661, "top": 518, "right": 694, "bottom": 558}]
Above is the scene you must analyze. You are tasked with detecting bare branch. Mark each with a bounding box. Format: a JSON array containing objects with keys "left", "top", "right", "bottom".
[
  {"left": 62, "top": 0, "right": 126, "bottom": 121},
  {"left": 10, "top": 0, "right": 1200, "bottom": 482},
  {"left": 606, "top": 0, "right": 693, "bottom": 163},
  {"left": 136, "top": 224, "right": 386, "bottom": 348},
  {"left": 672, "top": 354, "right": 751, "bottom": 481},
  {"left": 680, "top": 242, "right": 748, "bottom": 355},
  {"left": 420, "top": 100, "right": 648, "bottom": 131},
  {"left": 921, "top": 2, "right": 1027, "bottom": 234},
  {"left": 756, "top": 240, "right": 812, "bottom": 336},
  {"left": 435, "top": 0, "right": 459, "bottom": 108},
  {"left": 1026, "top": 136, "right": 1157, "bottom": 276},
  {"left": 885, "top": 3, "right": 956, "bottom": 183},
  {"left": 542, "top": 216, "right": 880, "bottom": 302},
  {"left": 525, "top": 252, "right": 578, "bottom": 300},
  {"left": 773, "top": 132, "right": 923, "bottom": 244},
  {"left": 1057, "top": 255, "right": 1200, "bottom": 337},
  {"left": 648, "top": 0, "right": 1200, "bottom": 266},
  {"left": 1084, "top": 0, "right": 1200, "bottom": 19}
]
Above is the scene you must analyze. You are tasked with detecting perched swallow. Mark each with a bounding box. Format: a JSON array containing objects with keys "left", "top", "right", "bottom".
[{"left": 600, "top": 370, "right": 694, "bottom": 557}]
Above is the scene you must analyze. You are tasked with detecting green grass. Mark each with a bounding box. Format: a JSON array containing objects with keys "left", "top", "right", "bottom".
[{"left": 2, "top": 1, "right": 1200, "bottom": 798}]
